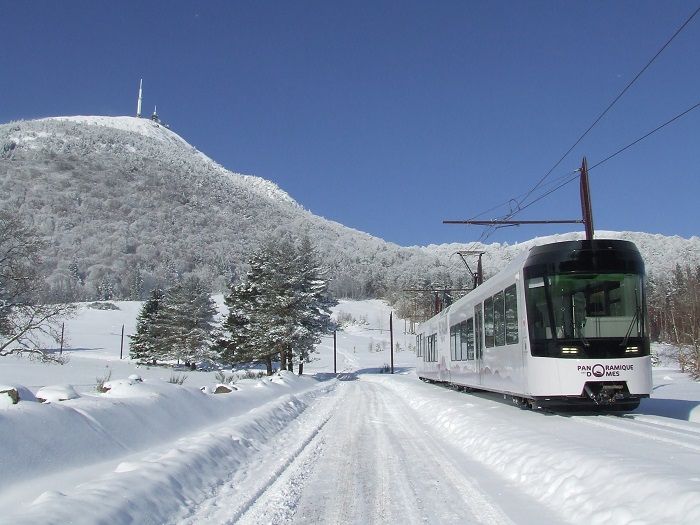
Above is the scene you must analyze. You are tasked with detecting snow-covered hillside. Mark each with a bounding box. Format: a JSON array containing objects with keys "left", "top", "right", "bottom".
[
  {"left": 0, "top": 116, "right": 452, "bottom": 300},
  {"left": 1, "top": 300, "right": 699, "bottom": 524}
]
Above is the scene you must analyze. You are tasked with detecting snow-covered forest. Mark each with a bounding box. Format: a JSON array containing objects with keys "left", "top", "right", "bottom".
[{"left": 1, "top": 117, "right": 698, "bottom": 306}]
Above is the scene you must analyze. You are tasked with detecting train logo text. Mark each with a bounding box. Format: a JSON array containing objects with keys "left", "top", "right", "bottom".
[{"left": 578, "top": 364, "right": 634, "bottom": 378}]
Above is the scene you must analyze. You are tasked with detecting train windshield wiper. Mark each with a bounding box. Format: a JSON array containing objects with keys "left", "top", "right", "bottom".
[
  {"left": 573, "top": 292, "right": 589, "bottom": 347},
  {"left": 620, "top": 289, "right": 640, "bottom": 347}
]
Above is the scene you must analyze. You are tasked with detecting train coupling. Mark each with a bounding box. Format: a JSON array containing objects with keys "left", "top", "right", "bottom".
[{"left": 583, "top": 382, "right": 629, "bottom": 405}]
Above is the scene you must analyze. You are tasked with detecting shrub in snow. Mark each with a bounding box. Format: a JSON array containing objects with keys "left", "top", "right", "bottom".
[
  {"left": 214, "top": 371, "right": 236, "bottom": 385},
  {"left": 36, "top": 384, "right": 80, "bottom": 403},
  {"left": 240, "top": 369, "right": 266, "bottom": 380},
  {"left": 128, "top": 374, "right": 143, "bottom": 384},
  {"left": 167, "top": 373, "right": 187, "bottom": 385},
  {"left": 96, "top": 369, "right": 112, "bottom": 393}
]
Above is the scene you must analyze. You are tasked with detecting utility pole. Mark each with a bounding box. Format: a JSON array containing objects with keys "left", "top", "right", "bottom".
[
  {"left": 333, "top": 330, "right": 337, "bottom": 374},
  {"left": 120, "top": 324, "right": 125, "bottom": 360},
  {"left": 59, "top": 322, "right": 64, "bottom": 356},
  {"left": 390, "top": 312, "right": 394, "bottom": 374}
]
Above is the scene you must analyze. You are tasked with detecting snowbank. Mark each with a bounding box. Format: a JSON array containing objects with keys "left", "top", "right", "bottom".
[
  {"left": 0, "top": 371, "right": 335, "bottom": 521},
  {"left": 373, "top": 375, "right": 700, "bottom": 525}
]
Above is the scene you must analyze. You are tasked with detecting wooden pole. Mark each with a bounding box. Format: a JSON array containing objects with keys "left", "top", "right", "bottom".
[
  {"left": 120, "top": 324, "right": 125, "bottom": 360},
  {"left": 59, "top": 322, "right": 64, "bottom": 356},
  {"left": 333, "top": 330, "right": 337, "bottom": 374},
  {"left": 390, "top": 312, "right": 394, "bottom": 374}
]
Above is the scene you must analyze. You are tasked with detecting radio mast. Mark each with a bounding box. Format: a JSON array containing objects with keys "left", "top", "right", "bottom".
[{"left": 136, "top": 79, "right": 143, "bottom": 118}]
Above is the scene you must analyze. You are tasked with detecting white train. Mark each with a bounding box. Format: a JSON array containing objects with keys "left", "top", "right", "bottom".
[{"left": 416, "top": 239, "right": 652, "bottom": 410}]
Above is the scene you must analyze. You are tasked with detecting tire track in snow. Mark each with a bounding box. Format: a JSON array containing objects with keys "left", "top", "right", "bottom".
[
  {"left": 290, "top": 380, "right": 517, "bottom": 525},
  {"left": 569, "top": 415, "right": 700, "bottom": 453},
  {"left": 176, "top": 383, "right": 343, "bottom": 524}
]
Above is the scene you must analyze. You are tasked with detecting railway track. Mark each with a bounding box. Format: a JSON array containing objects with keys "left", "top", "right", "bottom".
[{"left": 568, "top": 412, "right": 700, "bottom": 453}]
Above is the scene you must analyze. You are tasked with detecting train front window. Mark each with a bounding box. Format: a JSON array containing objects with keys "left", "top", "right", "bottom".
[{"left": 526, "top": 273, "right": 647, "bottom": 358}]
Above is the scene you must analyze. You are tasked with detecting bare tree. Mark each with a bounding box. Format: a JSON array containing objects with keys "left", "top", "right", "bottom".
[
  {"left": 649, "top": 265, "right": 700, "bottom": 379},
  {"left": 0, "top": 211, "right": 73, "bottom": 361}
]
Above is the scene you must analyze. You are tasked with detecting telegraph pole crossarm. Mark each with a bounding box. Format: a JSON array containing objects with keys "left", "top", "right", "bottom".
[{"left": 444, "top": 156, "right": 595, "bottom": 240}]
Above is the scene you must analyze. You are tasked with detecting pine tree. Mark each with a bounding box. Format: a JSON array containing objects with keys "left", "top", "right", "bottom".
[
  {"left": 156, "top": 276, "right": 218, "bottom": 368},
  {"left": 222, "top": 242, "right": 291, "bottom": 374},
  {"left": 129, "top": 288, "right": 164, "bottom": 364},
  {"left": 221, "top": 236, "right": 334, "bottom": 375},
  {"left": 289, "top": 236, "right": 334, "bottom": 374},
  {"left": 221, "top": 270, "right": 265, "bottom": 367}
]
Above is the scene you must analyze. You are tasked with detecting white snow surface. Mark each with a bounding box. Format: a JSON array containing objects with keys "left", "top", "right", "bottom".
[{"left": 1, "top": 300, "right": 699, "bottom": 524}]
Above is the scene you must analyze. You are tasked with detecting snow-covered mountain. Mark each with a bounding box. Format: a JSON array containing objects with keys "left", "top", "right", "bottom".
[
  {"left": 0, "top": 116, "right": 697, "bottom": 302},
  {"left": 0, "top": 116, "right": 450, "bottom": 300}
]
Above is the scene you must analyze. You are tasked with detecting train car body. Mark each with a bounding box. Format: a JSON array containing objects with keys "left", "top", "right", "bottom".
[{"left": 416, "top": 239, "right": 652, "bottom": 409}]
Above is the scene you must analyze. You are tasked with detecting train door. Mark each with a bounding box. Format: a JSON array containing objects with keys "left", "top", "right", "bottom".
[{"left": 474, "top": 303, "right": 484, "bottom": 385}]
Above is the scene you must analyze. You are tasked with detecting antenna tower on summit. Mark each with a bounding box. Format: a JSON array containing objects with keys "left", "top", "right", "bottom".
[{"left": 136, "top": 79, "right": 143, "bottom": 118}]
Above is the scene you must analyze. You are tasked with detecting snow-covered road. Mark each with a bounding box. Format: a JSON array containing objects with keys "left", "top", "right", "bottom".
[
  {"left": 287, "top": 380, "right": 544, "bottom": 525},
  {"left": 182, "top": 377, "right": 559, "bottom": 525},
  {"left": 178, "top": 374, "right": 700, "bottom": 525}
]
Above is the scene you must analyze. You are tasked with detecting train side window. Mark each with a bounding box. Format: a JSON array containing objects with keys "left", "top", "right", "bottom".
[
  {"left": 484, "top": 297, "right": 494, "bottom": 347},
  {"left": 458, "top": 321, "right": 467, "bottom": 360},
  {"left": 465, "top": 318, "right": 475, "bottom": 360},
  {"left": 450, "top": 324, "right": 459, "bottom": 361},
  {"left": 416, "top": 334, "right": 423, "bottom": 357},
  {"left": 475, "top": 305, "right": 484, "bottom": 359},
  {"left": 494, "top": 291, "right": 505, "bottom": 346},
  {"left": 428, "top": 333, "right": 437, "bottom": 362},
  {"left": 505, "top": 284, "right": 519, "bottom": 344}
]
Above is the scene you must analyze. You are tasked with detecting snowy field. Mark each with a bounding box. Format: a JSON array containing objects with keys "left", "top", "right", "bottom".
[{"left": 1, "top": 299, "right": 699, "bottom": 524}]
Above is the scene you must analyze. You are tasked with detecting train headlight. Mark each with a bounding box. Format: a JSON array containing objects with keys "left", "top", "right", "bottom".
[
  {"left": 625, "top": 346, "right": 640, "bottom": 354},
  {"left": 561, "top": 346, "right": 580, "bottom": 355}
]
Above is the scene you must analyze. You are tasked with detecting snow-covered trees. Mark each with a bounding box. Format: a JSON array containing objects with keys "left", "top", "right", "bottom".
[
  {"left": 129, "top": 277, "right": 217, "bottom": 368},
  {"left": 291, "top": 236, "right": 335, "bottom": 374},
  {"left": 0, "top": 211, "right": 73, "bottom": 361},
  {"left": 157, "top": 276, "right": 218, "bottom": 367},
  {"left": 129, "top": 288, "right": 164, "bottom": 364},
  {"left": 221, "top": 237, "right": 334, "bottom": 375}
]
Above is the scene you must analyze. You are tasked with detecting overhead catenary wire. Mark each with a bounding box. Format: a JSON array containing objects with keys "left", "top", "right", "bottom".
[
  {"left": 516, "top": 4, "right": 700, "bottom": 211},
  {"left": 588, "top": 100, "right": 700, "bottom": 172},
  {"left": 510, "top": 99, "right": 700, "bottom": 215},
  {"left": 455, "top": 4, "right": 700, "bottom": 244}
]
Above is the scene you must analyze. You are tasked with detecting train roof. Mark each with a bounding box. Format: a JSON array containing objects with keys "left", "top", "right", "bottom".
[
  {"left": 417, "top": 239, "right": 644, "bottom": 329},
  {"left": 524, "top": 239, "right": 644, "bottom": 274}
]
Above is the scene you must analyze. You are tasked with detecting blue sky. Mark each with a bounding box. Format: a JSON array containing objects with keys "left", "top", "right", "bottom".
[{"left": 2, "top": 1, "right": 698, "bottom": 246}]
